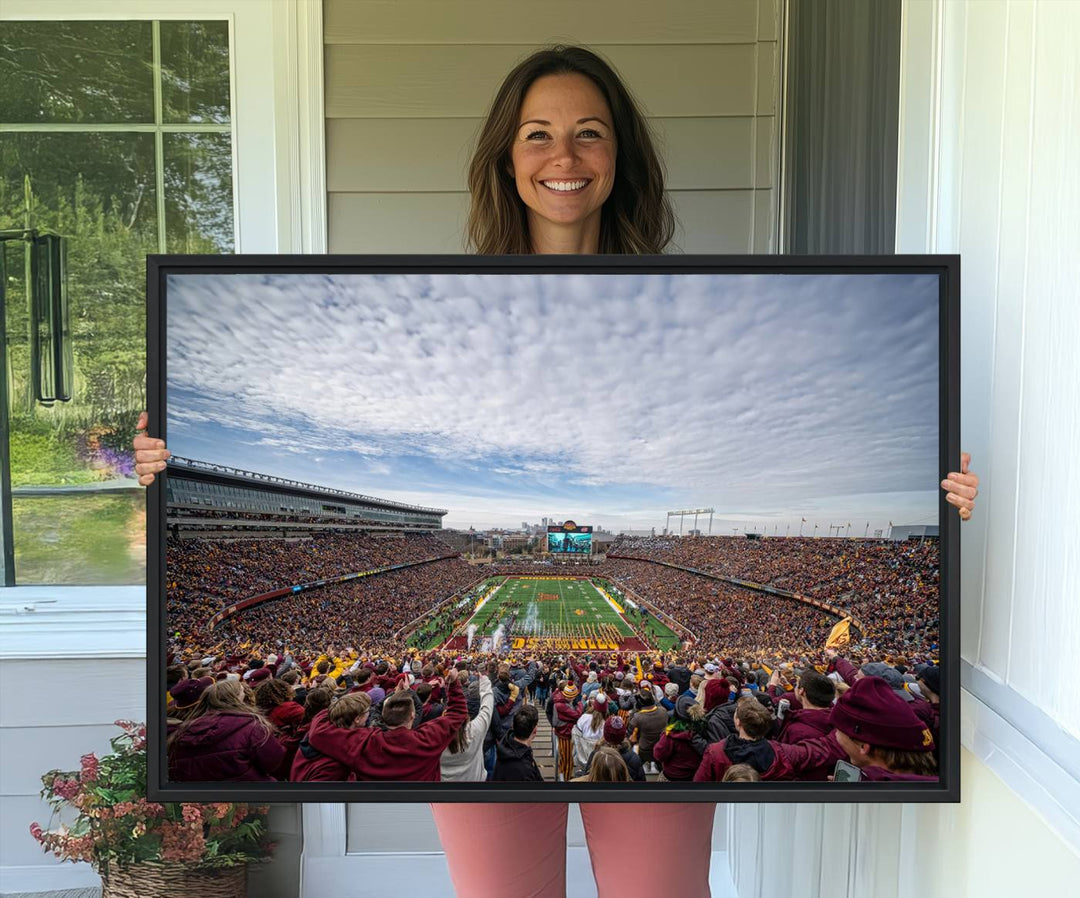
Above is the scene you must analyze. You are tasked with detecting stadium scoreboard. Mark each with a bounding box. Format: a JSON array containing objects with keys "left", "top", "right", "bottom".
[{"left": 547, "top": 521, "right": 592, "bottom": 554}]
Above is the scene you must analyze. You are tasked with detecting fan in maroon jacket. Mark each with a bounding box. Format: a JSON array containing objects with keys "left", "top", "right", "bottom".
[
  {"left": 552, "top": 683, "right": 583, "bottom": 783},
  {"left": 769, "top": 676, "right": 938, "bottom": 782},
  {"left": 653, "top": 693, "right": 708, "bottom": 781},
  {"left": 915, "top": 665, "right": 942, "bottom": 747},
  {"left": 255, "top": 677, "right": 306, "bottom": 780},
  {"left": 647, "top": 659, "right": 669, "bottom": 689},
  {"left": 168, "top": 678, "right": 286, "bottom": 782},
  {"left": 292, "top": 692, "right": 372, "bottom": 782},
  {"left": 307, "top": 669, "right": 467, "bottom": 781},
  {"left": 373, "top": 660, "right": 402, "bottom": 692},
  {"left": 772, "top": 668, "right": 838, "bottom": 781},
  {"left": 694, "top": 695, "right": 835, "bottom": 782},
  {"left": 552, "top": 683, "right": 583, "bottom": 738}
]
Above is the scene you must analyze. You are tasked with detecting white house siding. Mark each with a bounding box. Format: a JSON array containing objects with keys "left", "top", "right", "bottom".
[{"left": 323, "top": 0, "right": 782, "bottom": 254}]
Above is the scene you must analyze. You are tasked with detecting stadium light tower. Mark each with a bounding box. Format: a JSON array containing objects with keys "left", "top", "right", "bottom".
[{"left": 667, "top": 508, "right": 714, "bottom": 537}]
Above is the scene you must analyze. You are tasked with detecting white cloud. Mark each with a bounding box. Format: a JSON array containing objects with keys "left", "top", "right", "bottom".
[{"left": 167, "top": 271, "right": 940, "bottom": 520}]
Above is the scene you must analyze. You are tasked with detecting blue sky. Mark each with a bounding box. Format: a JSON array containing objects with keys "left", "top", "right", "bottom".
[{"left": 166, "top": 271, "right": 940, "bottom": 534}]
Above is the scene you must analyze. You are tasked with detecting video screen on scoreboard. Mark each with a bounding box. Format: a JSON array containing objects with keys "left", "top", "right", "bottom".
[{"left": 548, "top": 523, "right": 592, "bottom": 554}]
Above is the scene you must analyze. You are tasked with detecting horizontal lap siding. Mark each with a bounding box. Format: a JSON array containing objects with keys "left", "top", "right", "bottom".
[
  {"left": 327, "top": 117, "right": 770, "bottom": 192},
  {"left": 324, "top": 0, "right": 761, "bottom": 45},
  {"left": 329, "top": 189, "right": 760, "bottom": 254},
  {"left": 325, "top": 44, "right": 760, "bottom": 118},
  {"left": 0, "top": 658, "right": 145, "bottom": 868},
  {"left": 325, "top": 0, "right": 781, "bottom": 254}
]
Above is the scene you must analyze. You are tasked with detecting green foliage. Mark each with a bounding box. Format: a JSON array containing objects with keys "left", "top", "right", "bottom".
[
  {"left": 2, "top": 21, "right": 233, "bottom": 492},
  {"left": 12, "top": 492, "right": 145, "bottom": 585},
  {"left": 8, "top": 426, "right": 93, "bottom": 485}
]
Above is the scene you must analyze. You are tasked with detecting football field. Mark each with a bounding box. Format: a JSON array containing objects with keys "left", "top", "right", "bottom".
[{"left": 443, "top": 577, "right": 681, "bottom": 652}]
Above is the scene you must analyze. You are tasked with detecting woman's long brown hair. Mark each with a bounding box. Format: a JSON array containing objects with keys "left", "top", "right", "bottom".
[{"left": 467, "top": 45, "right": 675, "bottom": 255}]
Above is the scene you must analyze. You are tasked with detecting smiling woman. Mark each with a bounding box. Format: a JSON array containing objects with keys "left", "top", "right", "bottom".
[
  {"left": 509, "top": 73, "right": 617, "bottom": 252},
  {"left": 466, "top": 46, "right": 674, "bottom": 255}
]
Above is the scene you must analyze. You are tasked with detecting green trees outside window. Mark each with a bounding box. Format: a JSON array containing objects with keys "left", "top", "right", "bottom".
[{"left": 1, "top": 20, "right": 233, "bottom": 583}]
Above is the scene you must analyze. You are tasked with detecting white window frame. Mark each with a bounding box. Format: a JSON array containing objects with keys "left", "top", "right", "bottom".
[{"left": 0, "top": 0, "right": 326, "bottom": 652}]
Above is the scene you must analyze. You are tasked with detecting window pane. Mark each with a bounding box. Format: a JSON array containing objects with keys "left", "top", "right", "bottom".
[
  {"left": 2, "top": 132, "right": 155, "bottom": 585},
  {"left": 0, "top": 21, "right": 154, "bottom": 124},
  {"left": 1, "top": 20, "right": 234, "bottom": 586},
  {"left": 12, "top": 493, "right": 144, "bottom": 585},
  {"left": 164, "top": 133, "right": 235, "bottom": 252},
  {"left": 0, "top": 133, "right": 158, "bottom": 237},
  {"left": 160, "top": 20, "right": 232, "bottom": 124}
]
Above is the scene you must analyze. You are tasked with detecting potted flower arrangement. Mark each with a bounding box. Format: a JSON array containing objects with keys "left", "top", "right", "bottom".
[{"left": 30, "top": 720, "right": 274, "bottom": 898}]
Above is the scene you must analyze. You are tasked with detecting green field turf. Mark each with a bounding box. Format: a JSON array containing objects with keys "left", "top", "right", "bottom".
[
  {"left": 471, "top": 577, "right": 634, "bottom": 638},
  {"left": 443, "top": 577, "right": 684, "bottom": 652}
]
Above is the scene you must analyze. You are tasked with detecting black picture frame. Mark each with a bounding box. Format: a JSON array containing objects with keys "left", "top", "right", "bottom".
[{"left": 147, "top": 253, "right": 960, "bottom": 803}]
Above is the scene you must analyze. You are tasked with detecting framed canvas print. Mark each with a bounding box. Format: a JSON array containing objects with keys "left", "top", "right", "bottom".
[{"left": 147, "top": 254, "right": 959, "bottom": 802}]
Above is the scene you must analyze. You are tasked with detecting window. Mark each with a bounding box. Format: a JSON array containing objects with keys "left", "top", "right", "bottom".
[{"left": 1, "top": 19, "right": 234, "bottom": 584}]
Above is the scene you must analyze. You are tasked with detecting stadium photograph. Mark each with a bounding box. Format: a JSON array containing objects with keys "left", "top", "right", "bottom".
[{"left": 157, "top": 264, "right": 947, "bottom": 792}]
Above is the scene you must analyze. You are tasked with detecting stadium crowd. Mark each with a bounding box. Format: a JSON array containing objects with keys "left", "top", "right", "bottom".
[
  {"left": 166, "top": 532, "right": 468, "bottom": 657},
  {"left": 163, "top": 525, "right": 943, "bottom": 785},
  {"left": 165, "top": 644, "right": 941, "bottom": 785},
  {"left": 211, "top": 557, "right": 478, "bottom": 656},
  {"left": 606, "top": 535, "right": 940, "bottom": 660}
]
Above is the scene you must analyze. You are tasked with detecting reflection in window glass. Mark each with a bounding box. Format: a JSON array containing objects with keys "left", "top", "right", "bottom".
[
  {"left": 164, "top": 133, "right": 235, "bottom": 253},
  {"left": 2, "top": 20, "right": 234, "bottom": 585},
  {"left": 12, "top": 494, "right": 145, "bottom": 585},
  {"left": 160, "top": 21, "right": 232, "bottom": 124},
  {"left": 0, "top": 133, "right": 159, "bottom": 242},
  {"left": 0, "top": 22, "right": 154, "bottom": 124}
]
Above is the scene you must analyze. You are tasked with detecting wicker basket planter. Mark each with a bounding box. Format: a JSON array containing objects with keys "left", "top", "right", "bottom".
[{"left": 101, "top": 862, "right": 247, "bottom": 898}]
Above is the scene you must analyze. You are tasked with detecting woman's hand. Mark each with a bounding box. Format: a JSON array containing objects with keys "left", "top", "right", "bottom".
[
  {"left": 133, "top": 411, "right": 170, "bottom": 486},
  {"left": 941, "top": 452, "right": 979, "bottom": 521}
]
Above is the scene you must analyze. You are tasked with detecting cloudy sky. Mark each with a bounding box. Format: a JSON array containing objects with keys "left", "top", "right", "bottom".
[{"left": 166, "top": 271, "right": 940, "bottom": 534}]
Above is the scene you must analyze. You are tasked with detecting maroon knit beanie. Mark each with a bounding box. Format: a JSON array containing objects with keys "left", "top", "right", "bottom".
[
  {"left": 829, "top": 676, "right": 934, "bottom": 751},
  {"left": 703, "top": 678, "right": 729, "bottom": 712},
  {"left": 603, "top": 715, "right": 627, "bottom": 745},
  {"left": 169, "top": 676, "right": 213, "bottom": 709}
]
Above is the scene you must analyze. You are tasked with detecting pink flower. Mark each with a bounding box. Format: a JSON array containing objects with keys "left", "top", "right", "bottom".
[
  {"left": 52, "top": 778, "right": 80, "bottom": 801},
  {"left": 181, "top": 805, "right": 203, "bottom": 824},
  {"left": 160, "top": 821, "right": 206, "bottom": 863},
  {"left": 137, "top": 799, "right": 165, "bottom": 818},
  {"left": 80, "top": 753, "right": 100, "bottom": 782},
  {"left": 29, "top": 822, "right": 43, "bottom": 842}
]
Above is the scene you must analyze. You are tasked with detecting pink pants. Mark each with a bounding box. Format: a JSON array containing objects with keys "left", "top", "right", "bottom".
[{"left": 431, "top": 802, "right": 716, "bottom": 898}]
